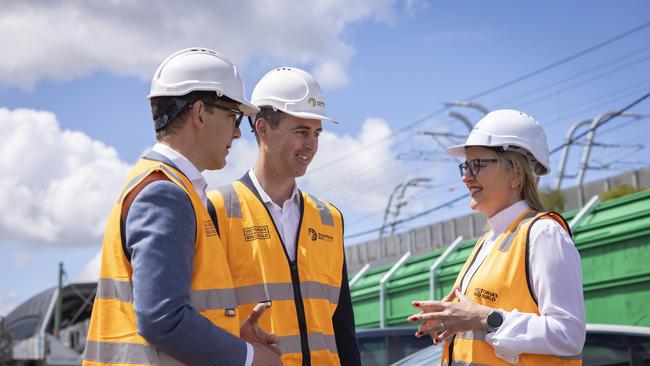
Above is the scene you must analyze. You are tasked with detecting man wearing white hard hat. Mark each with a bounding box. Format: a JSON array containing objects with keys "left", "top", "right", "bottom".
[
  {"left": 208, "top": 67, "right": 361, "bottom": 365},
  {"left": 84, "top": 48, "right": 281, "bottom": 366}
]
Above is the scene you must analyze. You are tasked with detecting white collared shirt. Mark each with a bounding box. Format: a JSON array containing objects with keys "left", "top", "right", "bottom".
[
  {"left": 151, "top": 143, "right": 253, "bottom": 365},
  {"left": 151, "top": 143, "right": 208, "bottom": 208},
  {"left": 249, "top": 168, "right": 301, "bottom": 261},
  {"left": 461, "top": 201, "right": 586, "bottom": 364}
]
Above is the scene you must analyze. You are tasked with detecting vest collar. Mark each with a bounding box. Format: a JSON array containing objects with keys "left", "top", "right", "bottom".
[{"left": 487, "top": 200, "right": 530, "bottom": 235}]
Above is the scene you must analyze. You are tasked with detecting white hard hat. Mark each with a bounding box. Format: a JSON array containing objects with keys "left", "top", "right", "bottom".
[
  {"left": 447, "top": 109, "right": 551, "bottom": 175},
  {"left": 147, "top": 47, "right": 258, "bottom": 117},
  {"left": 251, "top": 67, "right": 337, "bottom": 123}
]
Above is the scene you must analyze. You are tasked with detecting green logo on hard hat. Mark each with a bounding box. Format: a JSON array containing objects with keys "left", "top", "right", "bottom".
[{"left": 308, "top": 97, "right": 317, "bottom": 108}]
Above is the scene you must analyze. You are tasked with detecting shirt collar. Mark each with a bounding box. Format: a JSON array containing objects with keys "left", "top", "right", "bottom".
[
  {"left": 487, "top": 200, "right": 530, "bottom": 235},
  {"left": 152, "top": 143, "right": 206, "bottom": 189},
  {"left": 248, "top": 168, "right": 299, "bottom": 207}
]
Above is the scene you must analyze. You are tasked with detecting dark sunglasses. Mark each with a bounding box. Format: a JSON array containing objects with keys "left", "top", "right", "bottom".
[
  {"left": 202, "top": 102, "right": 244, "bottom": 128},
  {"left": 458, "top": 158, "right": 498, "bottom": 178}
]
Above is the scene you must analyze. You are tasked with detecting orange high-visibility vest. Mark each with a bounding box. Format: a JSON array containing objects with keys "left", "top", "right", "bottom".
[
  {"left": 84, "top": 158, "right": 239, "bottom": 366},
  {"left": 442, "top": 210, "right": 582, "bottom": 366},
  {"left": 208, "top": 178, "right": 344, "bottom": 366}
]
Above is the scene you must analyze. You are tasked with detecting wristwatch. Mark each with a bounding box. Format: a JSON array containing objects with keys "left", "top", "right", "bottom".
[{"left": 486, "top": 310, "right": 504, "bottom": 333}]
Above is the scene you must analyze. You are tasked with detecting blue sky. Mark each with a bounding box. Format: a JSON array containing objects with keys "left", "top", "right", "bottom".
[{"left": 1, "top": 1, "right": 649, "bottom": 315}]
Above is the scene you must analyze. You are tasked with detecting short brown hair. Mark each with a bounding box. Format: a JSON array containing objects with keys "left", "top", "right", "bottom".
[
  {"left": 151, "top": 91, "right": 235, "bottom": 141},
  {"left": 251, "top": 107, "right": 285, "bottom": 144}
]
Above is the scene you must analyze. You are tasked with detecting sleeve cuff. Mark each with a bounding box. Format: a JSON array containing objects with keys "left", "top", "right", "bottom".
[{"left": 244, "top": 342, "right": 254, "bottom": 366}]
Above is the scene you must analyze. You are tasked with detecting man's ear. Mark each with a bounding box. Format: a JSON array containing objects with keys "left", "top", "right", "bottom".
[
  {"left": 256, "top": 117, "right": 268, "bottom": 141},
  {"left": 188, "top": 100, "right": 205, "bottom": 127}
]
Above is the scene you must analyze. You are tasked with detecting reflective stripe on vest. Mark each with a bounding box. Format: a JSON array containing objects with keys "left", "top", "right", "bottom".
[
  {"left": 497, "top": 211, "right": 537, "bottom": 252},
  {"left": 96, "top": 278, "right": 237, "bottom": 311},
  {"left": 456, "top": 330, "right": 486, "bottom": 341},
  {"left": 217, "top": 184, "right": 242, "bottom": 219},
  {"left": 234, "top": 281, "right": 340, "bottom": 305},
  {"left": 450, "top": 361, "right": 490, "bottom": 366},
  {"left": 278, "top": 333, "right": 338, "bottom": 355},
  {"left": 307, "top": 194, "right": 334, "bottom": 226},
  {"left": 84, "top": 340, "right": 184, "bottom": 365}
]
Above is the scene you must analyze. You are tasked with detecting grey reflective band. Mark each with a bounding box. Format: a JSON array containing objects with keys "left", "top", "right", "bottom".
[
  {"left": 218, "top": 184, "right": 242, "bottom": 218},
  {"left": 234, "top": 282, "right": 340, "bottom": 305},
  {"left": 498, "top": 211, "right": 537, "bottom": 252},
  {"left": 560, "top": 354, "right": 583, "bottom": 360},
  {"left": 190, "top": 287, "right": 237, "bottom": 311},
  {"left": 450, "top": 361, "right": 490, "bottom": 366},
  {"left": 455, "top": 330, "right": 487, "bottom": 341},
  {"left": 301, "top": 281, "right": 340, "bottom": 305},
  {"left": 158, "top": 165, "right": 189, "bottom": 192},
  {"left": 118, "top": 170, "right": 150, "bottom": 203},
  {"left": 84, "top": 340, "right": 184, "bottom": 365},
  {"left": 96, "top": 278, "right": 133, "bottom": 303},
  {"left": 235, "top": 283, "right": 293, "bottom": 305},
  {"left": 277, "top": 333, "right": 338, "bottom": 355},
  {"left": 307, "top": 194, "right": 334, "bottom": 226},
  {"left": 118, "top": 165, "right": 190, "bottom": 204},
  {"left": 97, "top": 278, "right": 237, "bottom": 310}
]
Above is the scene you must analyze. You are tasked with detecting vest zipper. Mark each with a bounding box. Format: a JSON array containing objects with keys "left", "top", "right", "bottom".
[
  {"left": 240, "top": 177, "right": 312, "bottom": 365},
  {"left": 289, "top": 260, "right": 311, "bottom": 366}
]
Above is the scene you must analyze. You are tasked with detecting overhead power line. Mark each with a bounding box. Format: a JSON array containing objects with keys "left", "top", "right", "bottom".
[
  {"left": 345, "top": 193, "right": 469, "bottom": 239},
  {"left": 311, "top": 21, "right": 650, "bottom": 176},
  {"left": 466, "top": 20, "right": 650, "bottom": 101},
  {"left": 345, "top": 92, "right": 650, "bottom": 240},
  {"left": 549, "top": 91, "right": 650, "bottom": 155}
]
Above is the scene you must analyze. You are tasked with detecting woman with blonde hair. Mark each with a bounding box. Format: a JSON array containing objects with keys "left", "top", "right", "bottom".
[{"left": 408, "top": 109, "right": 586, "bottom": 365}]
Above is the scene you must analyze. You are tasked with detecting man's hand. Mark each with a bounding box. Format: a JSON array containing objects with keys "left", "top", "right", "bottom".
[
  {"left": 251, "top": 343, "right": 282, "bottom": 366},
  {"left": 240, "top": 303, "right": 281, "bottom": 355}
]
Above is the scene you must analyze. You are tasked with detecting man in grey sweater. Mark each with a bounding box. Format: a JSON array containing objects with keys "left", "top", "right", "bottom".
[{"left": 83, "top": 48, "right": 281, "bottom": 366}]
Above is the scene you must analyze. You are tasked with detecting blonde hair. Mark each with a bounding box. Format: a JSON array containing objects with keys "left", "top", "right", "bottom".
[{"left": 495, "top": 150, "right": 545, "bottom": 211}]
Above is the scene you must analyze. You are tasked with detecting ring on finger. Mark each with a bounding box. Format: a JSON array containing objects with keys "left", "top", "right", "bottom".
[{"left": 439, "top": 321, "right": 445, "bottom": 331}]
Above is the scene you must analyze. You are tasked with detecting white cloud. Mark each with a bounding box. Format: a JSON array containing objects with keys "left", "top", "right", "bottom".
[
  {"left": 314, "top": 61, "right": 349, "bottom": 89},
  {"left": 0, "top": 108, "right": 131, "bottom": 248},
  {"left": 0, "top": 0, "right": 416, "bottom": 90},
  {"left": 11, "top": 251, "right": 33, "bottom": 268},
  {"left": 0, "top": 291, "right": 20, "bottom": 317},
  {"left": 76, "top": 250, "right": 102, "bottom": 282},
  {"left": 204, "top": 136, "right": 259, "bottom": 189},
  {"left": 202, "top": 117, "right": 408, "bottom": 214},
  {"left": 303, "top": 118, "right": 408, "bottom": 212}
]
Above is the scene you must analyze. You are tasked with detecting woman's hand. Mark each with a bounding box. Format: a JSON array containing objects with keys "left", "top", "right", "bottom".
[{"left": 408, "top": 289, "right": 492, "bottom": 343}]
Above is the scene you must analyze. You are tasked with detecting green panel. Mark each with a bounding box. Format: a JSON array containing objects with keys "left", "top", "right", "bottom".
[{"left": 351, "top": 189, "right": 650, "bottom": 328}]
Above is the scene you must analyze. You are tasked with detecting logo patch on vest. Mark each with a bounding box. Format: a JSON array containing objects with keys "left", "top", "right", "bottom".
[
  {"left": 308, "top": 227, "right": 334, "bottom": 242},
  {"left": 473, "top": 287, "right": 498, "bottom": 303},
  {"left": 203, "top": 220, "right": 218, "bottom": 237},
  {"left": 243, "top": 226, "right": 271, "bottom": 241}
]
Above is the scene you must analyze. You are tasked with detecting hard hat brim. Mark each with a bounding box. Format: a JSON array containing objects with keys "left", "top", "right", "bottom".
[
  {"left": 447, "top": 143, "right": 472, "bottom": 157},
  {"left": 282, "top": 110, "right": 338, "bottom": 124},
  {"left": 234, "top": 99, "right": 261, "bottom": 117}
]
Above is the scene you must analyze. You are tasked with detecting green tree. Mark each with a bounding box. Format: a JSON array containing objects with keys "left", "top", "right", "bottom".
[
  {"left": 601, "top": 184, "right": 645, "bottom": 201},
  {"left": 540, "top": 189, "right": 566, "bottom": 213}
]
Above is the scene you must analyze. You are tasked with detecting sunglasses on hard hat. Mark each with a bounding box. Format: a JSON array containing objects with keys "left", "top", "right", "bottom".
[
  {"left": 201, "top": 101, "right": 244, "bottom": 128},
  {"left": 458, "top": 158, "right": 498, "bottom": 178}
]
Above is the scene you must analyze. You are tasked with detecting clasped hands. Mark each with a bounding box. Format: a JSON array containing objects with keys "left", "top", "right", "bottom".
[
  {"left": 240, "top": 303, "right": 282, "bottom": 366},
  {"left": 407, "top": 288, "right": 492, "bottom": 345}
]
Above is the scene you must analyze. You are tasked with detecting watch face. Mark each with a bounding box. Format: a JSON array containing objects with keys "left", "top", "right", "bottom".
[{"left": 487, "top": 311, "right": 504, "bottom": 328}]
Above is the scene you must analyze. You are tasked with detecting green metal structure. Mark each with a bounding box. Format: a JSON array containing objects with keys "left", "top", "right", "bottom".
[{"left": 350, "top": 190, "right": 650, "bottom": 328}]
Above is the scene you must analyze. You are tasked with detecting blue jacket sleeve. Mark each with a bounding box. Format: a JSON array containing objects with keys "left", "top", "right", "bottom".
[{"left": 125, "top": 180, "right": 247, "bottom": 366}]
